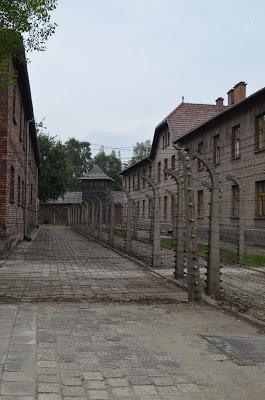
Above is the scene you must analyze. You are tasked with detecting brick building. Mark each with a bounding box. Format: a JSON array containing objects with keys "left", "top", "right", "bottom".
[
  {"left": 120, "top": 82, "right": 265, "bottom": 248},
  {"left": 0, "top": 59, "right": 39, "bottom": 251}
]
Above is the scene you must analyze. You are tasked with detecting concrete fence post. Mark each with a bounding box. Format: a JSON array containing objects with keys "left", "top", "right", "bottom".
[
  {"left": 195, "top": 152, "right": 220, "bottom": 298},
  {"left": 164, "top": 169, "right": 184, "bottom": 279},
  {"left": 83, "top": 201, "right": 90, "bottom": 232},
  {"left": 109, "top": 201, "right": 115, "bottom": 245},
  {"left": 124, "top": 192, "right": 133, "bottom": 254},
  {"left": 142, "top": 176, "right": 161, "bottom": 268},
  {"left": 183, "top": 152, "right": 202, "bottom": 302}
]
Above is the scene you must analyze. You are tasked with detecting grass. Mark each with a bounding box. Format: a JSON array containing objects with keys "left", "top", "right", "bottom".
[
  {"left": 161, "top": 238, "right": 173, "bottom": 249},
  {"left": 160, "top": 239, "right": 265, "bottom": 267}
]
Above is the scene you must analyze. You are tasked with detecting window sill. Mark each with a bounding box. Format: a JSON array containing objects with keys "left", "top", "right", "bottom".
[
  {"left": 231, "top": 156, "right": 241, "bottom": 161},
  {"left": 254, "top": 148, "right": 265, "bottom": 154},
  {"left": 254, "top": 216, "right": 265, "bottom": 220},
  {"left": 230, "top": 216, "right": 239, "bottom": 220},
  {"left": 197, "top": 216, "right": 204, "bottom": 219}
]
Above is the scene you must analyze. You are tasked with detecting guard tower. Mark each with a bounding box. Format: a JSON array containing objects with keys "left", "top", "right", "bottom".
[{"left": 79, "top": 164, "right": 113, "bottom": 203}]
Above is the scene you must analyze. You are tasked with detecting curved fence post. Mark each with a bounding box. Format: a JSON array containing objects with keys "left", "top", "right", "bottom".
[
  {"left": 143, "top": 176, "right": 161, "bottom": 268},
  {"left": 171, "top": 145, "right": 202, "bottom": 302},
  {"left": 123, "top": 189, "right": 133, "bottom": 253},
  {"left": 83, "top": 201, "right": 90, "bottom": 232},
  {"left": 164, "top": 168, "right": 184, "bottom": 279},
  {"left": 86, "top": 199, "right": 95, "bottom": 234},
  {"left": 195, "top": 151, "right": 220, "bottom": 298},
  {"left": 109, "top": 199, "right": 115, "bottom": 245}
]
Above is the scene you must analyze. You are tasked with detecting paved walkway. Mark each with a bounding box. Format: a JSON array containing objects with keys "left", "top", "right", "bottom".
[
  {"left": 0, "top": 227, "right": 186, "bottom": 303},
  {"left": 0, "top": 226, "right": 264, "bottom": 400}
]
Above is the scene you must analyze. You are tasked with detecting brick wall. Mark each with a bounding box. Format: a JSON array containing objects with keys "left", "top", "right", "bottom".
[
  {"left": 122, "top": 99, "right": 265, "bottom": 246},
  {"left": 0, "top": 62, "right": 38, "bottom": 251}
]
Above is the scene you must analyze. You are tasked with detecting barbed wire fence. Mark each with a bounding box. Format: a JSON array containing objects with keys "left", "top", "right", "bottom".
[{"left": 67, "top": 144, "right": 265, "bottom": 312}]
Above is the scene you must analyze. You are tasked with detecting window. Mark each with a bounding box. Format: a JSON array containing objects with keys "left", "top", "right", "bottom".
[
  {"left": 171, "top": 196, "right": 175, "bottom": 221},
  {"left": 142, "top": 199, "right": 145, "bottom": 218},
  {"left": 133, "top": 175, "right": 135, "bottom": 189},
  {"left": 148, "top": 165, "right": 152, "bottom": 179},
  {"left": 231, "top": 185, "right": 239, "bottom": 218},
  {"left": 164, "top": 196, "right": 168, "bottom": 220},
  {"left": 128, "top": 176, "right": 131, "bottom": 191},
  {"left": 157, "top": 162, "right": 161, "bottom": 182},
  {"left": 213, "top": 134, "right": 220, "bottom": 165},
  {"left": 12, "top": 84, "right": 17, "bottom": 124},
  {"left": 256, "top": 113, "right": 265, "bottom": 151},
  {"left": 162, "top": 132, "right": 170, "bottom": 148},
  {"left": 137, "top": 171, "right": 140, "bottom": 189},
  {"left": 17, "top": 176, "right": 21, "bottom": 206},
  {"left": 256, "top": 180, "right": 265, "bottom": 217},
  {"left": 136, "top": 201, "right": 140, "bottom": 219},
  {"left": 171, "top": 155, "right": 175, "bottom": 170},
  {"left": 232, "top": 125, "right": 240, "bottom": 159},
  {"left": 197, "top": 190, "right": 203, "bottom": 218},
  {"left": 10, "top": 165, "right": 15, "bottom": 203},
  {"left": 142, "top": 168, "right": 146, "bottom": 188},
  {"left": 164, "top": 159, "right": 168, "bottom": 180},
  {"left": 148, "top": 199, "right": 152, "bottom": 218},
  {"left": 197, "top": 142, "right": 204, "bottom": 170}
]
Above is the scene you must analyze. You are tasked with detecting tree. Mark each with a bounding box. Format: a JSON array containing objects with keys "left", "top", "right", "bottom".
[
  {"left": 0, "top": 0, "right": 57, "bottom": 83},
  {"left": 128, "top": 139, "right": 151, "bottom": 166},
  {"left": 38, "top": 131, "right": 70, "bottom": 203},
  {"left": 93, "top": 148, "right": 122, "bottom": 191},
  {"left": 64, "top": 138, "right": 92, "bottom": 190}
]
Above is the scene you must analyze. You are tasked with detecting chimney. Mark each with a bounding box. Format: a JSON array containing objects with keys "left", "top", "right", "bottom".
[
  {"left": 227, "top": 89, "right": 234, "bottom": 106},
  {"left": 233, "top": 81, "right": 247, "bottom": 104},
  {"left": 215, "top": 97, "right": 224, "bottom": 107}
]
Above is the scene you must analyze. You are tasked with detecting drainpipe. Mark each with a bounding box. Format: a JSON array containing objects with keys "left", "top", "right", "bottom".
[
  {"left": 35, "top": 167, "right": 39, "bottom": 228},
  {"left": 24, "top": 118, "right": 34, "bottom": 241}
]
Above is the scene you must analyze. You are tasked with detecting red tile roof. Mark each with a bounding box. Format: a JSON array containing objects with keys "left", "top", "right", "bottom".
[{"left": 167, "top": 103, "right": 227, "bottom": 141}]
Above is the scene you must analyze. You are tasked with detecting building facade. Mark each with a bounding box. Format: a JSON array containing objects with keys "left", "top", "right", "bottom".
[
  {"left": 176, "top": 82, "right": 265, "bottom": 247},
  {"left": 0, "top": 60, "right": 39, "bottom": 252},
  {"left": 121, "top": 82, "right": 265, "bottom": 248}
]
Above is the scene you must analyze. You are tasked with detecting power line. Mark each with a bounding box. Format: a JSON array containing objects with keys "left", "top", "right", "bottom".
[{"left": 90, "top": 144, "right": 134, "bottom": 151}]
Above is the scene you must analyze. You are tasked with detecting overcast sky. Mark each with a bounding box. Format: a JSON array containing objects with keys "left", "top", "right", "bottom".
[{"left": 28, "top": 0, "right": 265, "bottom": 161}]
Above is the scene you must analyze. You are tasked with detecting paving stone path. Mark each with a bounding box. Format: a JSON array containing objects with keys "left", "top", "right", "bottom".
[{"left": 0, "top": 226, "right": 265, "bottom": 400}]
